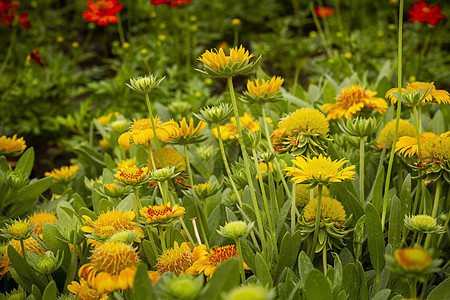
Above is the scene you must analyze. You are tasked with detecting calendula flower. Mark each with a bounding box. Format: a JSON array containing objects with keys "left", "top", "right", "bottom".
[
  {"left": 28, "top": 47, "right": 44, "bottom": 68},
  {"left": 376, "top": 119, "right": 416, "bottom": 149},
  {"left": 271, "top": 108, "right": 331, "bottom": 156},
  {"left": 186, "top": 245, "right": 249, "bottom": 279},
  {"left": 44, "top": 165, "right": 79, "bottom": 183},
  {"left": 28, "top": 212, "right": 57, "bottom": 237},
  {"left": 197, "top": 45, "right": 261, "bottom": 78},
  {"left": 386, "top": 82, "right": 450, "bottom": 106},
  {"left": 284, "top": 154, "right": 356, "bottom": 187},
  {"left": 114, "top": 166, "right": 149, "bottom": 186},
  {"left": 0, "top": 219, "right": 34, "bottom": 240},
  {"left": 0, "top": 237, "right": 45, "bottom": 278},
  {"left": 81, "top": 210, "right": 144, "bottom": 247},
  {"left": 139, "top": 203, "right": 185, "bottom": 227},
  {"left": 407, "top": 0, "right": 446, "bottom": 26},
  {"left": 126, "top": 74, "right": 165, "bottom": 94},
  {"left": 79, "top": 242, "right": 140, "bottom": 294},
  {"left": 395, "top": 132, "right": 438, "bottom": 158},
  {"left": 68, "top": 278, "right": 109, "bottom": 300},
  {"left": 321, "top": 85, "right": 388, "bottom": 120},
  {"left": 211, "top": 112, "right": 261, "bottom": 140},
  {"left": 171, "top": 118, "right": 208, "bottom": 145},
  {"left": 0, "top": 134, "right": 26, "bottom": 156},
  {"left": 82, "top": 0, "right": 123, "bottom": 26},
  {"left": 405, "top": 215, "right": 445, "bottom": 234},
  {"left": 118, "top": 118, "right": 180, "bottom": 148},
  {"left": 149, "top": 242, "right": 206, "bottom": 284},
  {"left": 315, "top": 7, "right": 335, "bottom": 18},
  {"left": 241, "top": 76, "right": 284, "bottom": 104}
]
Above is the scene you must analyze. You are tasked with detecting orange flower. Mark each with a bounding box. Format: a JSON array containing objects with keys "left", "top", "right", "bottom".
[
  {"left": 68, "top": 278, "right": 108, "bottom": 300},
  {"left": 315, "top": 7, "right": 335, "bottom": 18},
  {"left": 139, "top": 203, "right": 185, "bottom": 227},
  {"left": 82, "top": 0, "right": 123, "bottom": 26}
]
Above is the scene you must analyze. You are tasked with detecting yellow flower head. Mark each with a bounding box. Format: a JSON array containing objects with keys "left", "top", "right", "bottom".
[
  {"left": 386, "top": 82, "right": 450, "bottom": 106},
  {"left": 0, "top": 237, "right": 45, "bottom": 278},
  {"left": 28, "top": 212, "right": 57, "bottom": 237},
  {"left": 149, "top": 241, "right": 206, "bottom": 284},
  {"left": 0, "top": 134, "right": 26, "bottom": 156},
  {"left": 97, "top": 113, "right": 112, "bottom": 126},
  {"left": 303, "top": 196, "right": 347, "bottom": 224},
  {"left": 68, "top": 278, "right": 108, "bottom": 300},
  {"left": 197, "top": 45, "right": 260, "bottom": 78},
  {"left": 420, "top": 133, "right": 450, "bottom": 162},
  {"left": 148, "top": 147, "right": 186, "bottom": 172},
  {"left": 139, "top": 203, "right": 185, "bottom": 227},
  {"left": 395, "top": 132, "right": 438, "bottom": 158},
  {"left": 242, "top": 76, "right": 284, "bottom": 103},
  {"left": 79, "top": 242, "right": 140, "bottom": 294},
  {"left": 284, "top": 154, "right": 356, "bottom": 187},
  {"left": 114, "top": 166, "right": 149, "bottom": 186},
  {"left": 192, "top": 182, "right": 220, "bottom": 199},
  {"left": 116, "top": 159, "right": 136, "bottom": 171},
  {"left": 404, "top": 215, "right": 444, "bottom": 234},
  {"left": 81, "top": 210, "right": 144, "bottom": 247},
  {"left": 171, "top": 118, "right": 208, "bottom": 145},
  {"left": 394, "top": 248, "right": 431, "bottom": 272},
  {"left": 295, "top": 184, "right": 330, "bottom": 207},
  {"left": 376, "top": 119, "right": 416, "bottom": 149},
  {"left": 118, "top": 118, "right": 180, "bottom": 149},
  {"left": 211, "top": 112, "right": 260, "bottom": 140},
  {"left": 1, "top": 219, "right": 34, "bottom": 240},
  {"left": 103, "top": 183, "right": 129, "bottom": 198},
  {"left": 44, "top": 165, "right": 79, "bottom": 183},
  {"left": 321, "top": 85, "right": 388, "bottom": 120}
]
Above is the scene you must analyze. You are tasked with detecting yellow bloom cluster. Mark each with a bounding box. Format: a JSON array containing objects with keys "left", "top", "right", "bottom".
[
  {"left": 44, "top": 165, "right": 79, "bottom": 183},
  {"left": 211, "top": 112, "right": 262, "bottom": 140}
]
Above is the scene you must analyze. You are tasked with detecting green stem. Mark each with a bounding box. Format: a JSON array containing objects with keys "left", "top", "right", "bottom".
[
  {"left": 416, "top": 232, "right": 423, "bottom": 246},
  {"left": 146, "top": 226, "right": 160, "bottom": 257},
  {"left": 117, "top": 16, "right": 126, "bottom": 44},
  {"left": 0, "top": 26, "right": 17, "bottom": 76},
  {"left": 381, "top": 0, "right": 404, "bottom": 227},
  {"left": 202, "top": 198, "right": 208, "bottom": 220},
  {"left": 309, "top": 1, "right": 332, "bottom": 58},
  {"left": 309, "top": 184, "right": 323, "bottom": 259},
  {"left": 193, "top": 200, "right": 210, "bottom": 248},
  {"left": 418, "top": 105, "right": 423, "bottom": 134},
  {"left": 423, "top": 180, "right": 443, "bottom": 249},
  {"left": 322, "top": 246, "right": 327, "bottom": 276},
  {"left": 334, "top": 0, "right": 345, "bottom": 35},
  {"left": 31, "top": 233, "right": 49, "bottom": 251},
  {"left": 132, "top": 188, "right": 142, "bottom": 221},
  {"left": 235, "top": 239, "right": 246, "bottom": 282},
  {"left": 158, "top": 226, "right": 166, "bottom": 252},
  {"left": 184, "top": 144, "right": 194, "bottom": 186},
  {"left": 20, "top": 239, "right": 34, "bottom": 280},
  {"left": 412, "top": 106, "right": 422, "bottom": 156},
  {"left": 410, "top": 278, "right": 417, "bottom": 299},
  {"left": 291, "top": 182, "right": 297, "bottom": 233},
  {"left": 228, "top": 77, "right": 267, "bottom": 255},
  {"left": 180, "top": 218, "right": 197, "bottom": 247},
  {"left": 144, "top": 93, "right": 166, "bottom": 166},
  {"left": 436, "top": 209, "right": 450, "bottom": 249},
  {"left": 359, "top": 136, "right": 365, "bottom": 204},
  {"left": 233, "top": 29, "right": 239, "bottom": 47},
  {"left": 411, "top": 182, "right": 422, "bottom": 215}
]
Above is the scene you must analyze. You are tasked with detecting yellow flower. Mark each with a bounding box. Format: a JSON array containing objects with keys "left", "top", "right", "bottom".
[
  {"left": 211, "top": 112, "right": 260, "bottom": 140},
  {"left": 242, "top": 76, "right": 284, "bottom": 103},
  {"left": 284, "top": 154, "right": 356, "bottom": 187},
  {"left": 96, "top": 113, "right": 112, "bottom": 126},
  {"left": 81, "top": 210, "right": 144, "bottom": 247},
  {"left": 116, "top": 159, "right": 136, "bottom": 171},
  {"left": 103, "top": 183, "right": 129, "bottom": 198},
  {"left": 78, "top": 242, "right": 140, "bottom": 294},
  {"left": 171, "top": 117, "right": 208, "bottom": 144},
  {"left": 197, "top": 45, "right": 260, "bottom": 78},
  {"left": 295, "top": 184, "right": 330, "bottom": 207},
  {"left": 148, "top": 147, "right": 186, "bottom": 172},
  {"left": 271, "top": 108, "right": 331, "bottom": 156},
  {"left": 321, "top": 85, "right": 388, "bottom": 120},
  {"left": 139, "top": 203, "right": 185, "bottom": 227},
  {"left": 0, "top": 134, "right": 26, "bottom": 156},
  {"left": 0, "top": 237, "right": 45, "bottom": 278},
  {"left": 186, "top": 245, "right": 249, "bottom": 279},
  {"left": 28, "top": 212, "right": 57, "bottom": 237},
  {"left": 149, "top": 241, "right": 206, "bottom": 284},
  {"left": 420, "top": 133, "right": 450, "bottom": 162},
  {"left": 395, "top": 132, "right": 438, "bottom": 158},
  {"left": 118, "top": 118, "right": 180, "bottom": 149},
  {"left": 1, "top": 219, "right": 34, "bottom": 240},
  {"left": 394, "top": 248, "right": 431, "bottom": 272},
  {"left": 376, "top": 119, "right": 416, "bottom": 149},
  {"left": 386, "top": 82, "right": 450, "bottom": 106},
  {"left": 68, "top": 278, "right": 108, "bottom": 300},
  {"left": 44, "top": 165, "right": 79, "bottom": 183},
  {"left": 303, "top": 196, "right": 347, "bottom": 224},
  {"left": 114, "top": 166, "right": 149, "bottom": 186}
]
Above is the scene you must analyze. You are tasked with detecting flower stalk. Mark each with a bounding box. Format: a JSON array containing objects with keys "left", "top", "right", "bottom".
[
  {"left": 144, "top": 92, "right": 166, "bottom": 166},
  {"left": 309, "top": 184, "right": 323, "bottom": 259},
  {"left": 359, "top": 136, "right": 365, "bottom": 203}
]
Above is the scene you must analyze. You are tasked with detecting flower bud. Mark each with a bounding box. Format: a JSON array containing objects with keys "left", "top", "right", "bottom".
[
  {"left": 241, "top": 128, "right": 261, "bottom": 150},
  {"left": 126, "top": 74, "right": 165, "bottom": 94},
  {"left": 338, "top": 116, "right": 381, "bottom": 137},
  {"left": 149, "top": 166, "right": 179, "bottom": 183},
  {"left": 194, "top": 103, "right": 234, "bottom": 124},
  {"left": 217, "top": 220, "right": 253, "bottom": 239}
]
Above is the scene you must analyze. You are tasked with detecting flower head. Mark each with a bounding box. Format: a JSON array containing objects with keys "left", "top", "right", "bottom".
[
  {"left": 303, "top": 196, "right": 347, "bottom": 224},
  {"left": 405, "top": 215, "right": 445, "bottom": 234},
  {"left": 96, "top": 113, "right": 113, "bottom": 126},
  {"left": 79, "top": 241, "right": 139, "bottom": 294},
  {"left": 157, "top": 274, "right": 204, "bottom": 300},
  {"left": 148, "top": 147, "right": 186, "bottom": 173},
  {"left": 28, "top": 48, "right": 44, "bottom": 68},
  {"left": 315, "top": 7, "right": 335, "bottom": 18},
  {"left": 395, "top": 132, "right": 438, "bottom": 158},
  {"left": 394, "top": 248, "right": 431, "bottom": 272},
  {"left": 192, "top": 182, "right": 220, "bottom": 199},
  {"left": 68, "top": 278, "right": 108, "bottom": 300},
  {"left": 103, "top": 183, "right": 130, "bottom": 197},
  {"left": 321, "top": 85, "right": 388, "bottom": 120},
  {"left": 217, "top": 221, "right": 253, "bottom": 239},
  {"left": 225, "top": 284, "right": 275, "bottom": 300},
  {"left": 407, "top": 0, "right": 446, "bottom": 26},
  {"left": 116, "top": 158, "right": 137, "bottom": 171},
  {"left": 82, "top": 0, "right": 123, "bottom": 26},
  {"left": 386, "top": 82, "right": 450, "bottom": 106},
  {"left": 171, "top": 118, "right": 208, "bottom": 145},
  {"left": 149, "top": 166, "right": 180, "bottom": 183},
  {"left": 28, "top": 212, "right": 57, "bottom": 237},
  {"left": 0, "top": 219, "right": 34, "bottom": 240},
  {"left": 126, "top": 74, "right": 165, "bottom": 94},
  {"left": 139, "top": 202, "right": 185, "bottom": 227},
  {"left": 27, "top": 250, "right": 63, "bottom": 275},
  {"left": 271, "top": 108, "right": 331, "bottom": 156},
  {"left": 194, "top": 103, "right": 234, "bottom": 124},
  {"left": 376, "top": 119, "right": 416, "bottom": 149},
  {"left": 0, "top": 1, "right": 30, "bottom": 28},
  {"left": 284, "top": 154, "right": 356, "bottom": 187},
  {"left": 241, "top": 76, "right": 284, "bottom": 104},
  {"left": 211, "top": 112, "right": 261, "bottom": 140},
  {"left": 114, "top": 166, "right": 149, "bottom": 186},
  {"left": 295, "top": 184, "right": 330, "bottom": 207},
  {"left": 0, "top": 237, "right": 45, "bottom": 278},
  {"left": 118, "top": 118, "right": 180, "bottom": 148},
  {"left": 338, "top": 116, "right": 382, "bottom": 137},
  {"left": 44, "top": 165, "right": 79, "bottom": 183},
  {"left": 0, "top": 134, "right": 26, "bottom": 156},
  {"left": 420, "top": 133, "right": 450, "bottom": 162},
  {"left": 197, "top": 45, "right": 261, "bottom": 78}
]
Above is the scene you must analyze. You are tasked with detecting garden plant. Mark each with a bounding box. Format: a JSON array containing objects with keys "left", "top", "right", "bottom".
[{"left": 0, "top": 0, "right": 450, "bottom": 299}]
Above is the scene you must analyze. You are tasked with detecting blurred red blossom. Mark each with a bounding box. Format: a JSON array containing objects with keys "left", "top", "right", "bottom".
[
  {"left": 0, "top": 1, "right": 30, "bottom": 28},
  {"left": 150, "top": 0, "right": 192, "bottom": 7},
  {"left": 28, "top": 48, "right": 44, "bottom": 68},
  {"left": 315, "top": 6, "right": 335, "bottom": 18},
  {"left": 407, "top": 0, "right": 446, "bottom": 26},
  {"left": 82, "top": 0, "right": 123, "bottom": 26}
]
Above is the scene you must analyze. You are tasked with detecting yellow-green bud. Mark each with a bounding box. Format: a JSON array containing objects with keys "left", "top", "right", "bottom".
[
  {"left": 108, "top": 230, "right": 138, "bottom": 244},
  {"left": 194, "top": 103, "right": 233, "bottom": 124},
  {"left": 225, "top": 284, "right": 274, "bottom": 300},
  {"left": 217, "top": 220, "right": 253, "bottom": 239},
  {"left": 126, "top": 74, "right": 165, "bottom": 94},
  {"left": 111, "top": 119, "right": 128, "bottom": 132}
]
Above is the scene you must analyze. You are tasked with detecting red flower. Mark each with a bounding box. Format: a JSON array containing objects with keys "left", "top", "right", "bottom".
[
  {"left": 82, "top": 0, "right": 123, "bottom": 26},
  {"left": 29, "top": 48, "right": 44, "bottom": 68},
  {"left": 0, "top": 1, "right": 30, "bottom": 28},
  {"left": 150, "top": 0, "right": 192, "bottom": 7},
  {"left": 407, "top": 0, "right": 446, "bottom": 26},
  {"left": 151, "top": 0, "right": 171, "bottom": 4},
  {"left": 315, "top": 6, "right": 335, "bottom": 18}
]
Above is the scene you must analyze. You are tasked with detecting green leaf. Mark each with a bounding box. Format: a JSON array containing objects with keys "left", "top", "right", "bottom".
[
  {"left": 429, "top": 109, "right": 444, "bottom": 134},
  {"left": 32, "top": 284, "right": 42, "bottom": 300},
  {"left": 41, "top": 281, "right": 57, "bottom": 300},
  {"left": 200, "top": 258, "right": 240, "bottom": 300},
  {"left": 356, "top": 261, "right": 368, "bottom": 300},
  {"left": 78, "top": 207, "right": 97, "bottom": 221},
  {"left": 43, "top": 223, "right": 71, "bottom": 268},
  {"left": 371, "top": 289, "right": 391, "bottom": 300},
  {"left": 7, "top": 245, "right": 32, "bottom": 289},
  {"left": 142, "top": 239, "right": 158, "bottom": 266},
  {"left": 331, "top": 252, "right": 343, "bottom": 290},
  {"left": 98, "top": 198, "right": 115, "bottom": 213},
  {"left": 276, "top": 200, "right": 291, "bottom": 238},
  {"left": 276, "top": 231, "right": 302, "bottom": 280},
  {"left": 366, "top": 166, "right": 385, "bottom": 212},
  {"left": 298, "top": 251, "right": 314, "bottom": 286},
  {"left": 74, "top": 144, "right": 106, "bottom": 168},
  {"left": 240, "top": 240, "right": 256, "bottom": 272},
  {"left": 304, "top": 269, "right": 332, "bottom": 300},
  {"left": 14, "top": 177, "right": 53, "bottom": 203},
  {"left": 388, "top": 196, "right": 402, "bottom": 250},
  {"left": 342, "top": 263, "right": 359, "bottom": 299},
  {"left": 15, "top": 148, "right": 34, "bottom": 177},
  {"left": 132, "top": 263, "right": 157, "bottom": 300},
  {"left": 365, "top": 203, "right": 385, "bottom": 276},
  {"left": 0, "top": 155, "right": 9, "bottom": 173},
  {"left": 323, "top": 81, "right": 336, "bottom": 104},
  {"left": 116, "top": 193, "right": 134, "bottom": 212},
  {"left": 255, "top": 252, "right": 272, "bottom": 288},
  {"left": 400, "top": 174, "right": 412, "bottom": 219},
  {"left": 427, "top": 277, "right": 450, "bottom": 300}
]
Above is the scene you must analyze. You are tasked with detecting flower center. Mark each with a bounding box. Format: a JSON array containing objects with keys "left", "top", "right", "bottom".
[
  {"left": 209, "top": 246, "right": 238, "bottom": 265},
  {"left": 10, "top": 222, "right": 29, "bottom": 236},
  {"left": 157, "top": 248, "right": 195, "bottom": 275},
  {"left": 97, "top": 0, "right": 109, "bottom": 10},
  {"left": 91, "top": 242, "right": 139, "bottom": 275},
  {"left": 148, "top": 206, "right": 172, "bottom": 218},
  {"left": 422, "top": 7, "right": 430, "bottom": 13}
]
